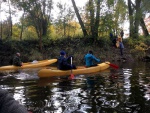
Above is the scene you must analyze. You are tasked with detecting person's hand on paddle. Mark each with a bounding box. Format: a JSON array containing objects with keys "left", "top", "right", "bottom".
[
  {"left": 21, "top": 62, "right": 23, "bottom": 67},
  {"left": 71, "top": 64, "right": 75, "bottom": 69},
  {"left": 67, "top": 55, "right": 73, "bottom": 60}
]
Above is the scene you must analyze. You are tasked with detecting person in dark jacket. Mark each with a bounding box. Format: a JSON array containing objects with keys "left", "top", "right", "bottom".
[
  {"left": 84, "top": 50, "right": 100, "bottom": 67},
  {"left": 13, "top": 52, "right": 22, "bottom": 66},
  {"left": 0, "top": 88, "right": 28, "bottom": 113},
  {"left": 120, "top": 29, "right": 124, "bottom": 39},
  {"left": 58, "top": 50, "right": 76, "bottom": 70},
  {"left": 109, "top": 32, "right": 113, "bottom": 41}
]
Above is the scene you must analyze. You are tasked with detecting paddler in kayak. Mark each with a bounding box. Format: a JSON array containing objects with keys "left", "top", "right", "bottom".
[
  {"left": 58, "top": 50, "right": 76, "bottom": 70},
  {"left": 84, "top": 50, "right": 100, "bottom": 67},
  {"left": 13, "top": 52, "right": 23, "bottom": 66}
]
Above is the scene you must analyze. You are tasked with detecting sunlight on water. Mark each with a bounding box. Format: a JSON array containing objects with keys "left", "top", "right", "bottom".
[
  {"left": 123, "top": 69, "right": 132, "bottom": 96},
  {"left": 138, "top": 69, "right": 150, "bottom": 101},
  {"left": 0, "top": 62, "right": 150, "bottom": 113}
]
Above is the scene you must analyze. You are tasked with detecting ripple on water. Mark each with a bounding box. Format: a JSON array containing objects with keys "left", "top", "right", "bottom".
[{"left": 1, "top": 62, "right": 150, "bottom": 113}]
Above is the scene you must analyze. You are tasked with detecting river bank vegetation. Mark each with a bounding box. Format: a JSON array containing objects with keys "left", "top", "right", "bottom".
[
  {"left": 0, "top": 0, "right": 150, "bottom": 66},
  {"left": 0, "top": 35, "right": 150, "bottom": 66}
]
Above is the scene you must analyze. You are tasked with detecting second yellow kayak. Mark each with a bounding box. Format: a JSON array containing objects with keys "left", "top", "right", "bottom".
[{"left": 0, "top": 59, "right": 57, "bottom": 71}]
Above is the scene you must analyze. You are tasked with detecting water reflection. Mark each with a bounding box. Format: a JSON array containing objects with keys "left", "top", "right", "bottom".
[
  {"left": 138, "top": 65, "right": 150, "bottom": 101},
  {"left": 123, "top": 69, "right": 132, "bottom": 96},
  {"left": 0, "top": 62, "right": 150, "bottom": 112}
]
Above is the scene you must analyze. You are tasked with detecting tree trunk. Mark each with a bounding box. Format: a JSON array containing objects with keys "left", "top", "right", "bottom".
[
  {"left": 38, "top": 31, "right": 43, "bottom": 52},
  {"left": 8, "top": 0, "right": 12, "bottom": 38},
  {"left": 35, "top": 22, "right": 43, "bottom": 52},
  {"left": 133, "top": 0, "right": 141, "bottom": 38},
  {"left": 19, "top": 23, "right": 23, "bottom": 41},
  {"left": 71, "top": 0, "right": 88, "bottom": 37},
  {"left": 19, "top": 12, "right": 25, "bottom": 40},
  {"left": 63, "top": 17, "right": 66, "bottom": 37},
  {"left": 42, "top": 18, "right": 48, "bottom": 36},
  {"left": 129, "top": 0, "right": 149, "bottom": 38},
  {"left": 128, "top": 0, "right": 134, "bottom": 38},
  {"left": 39, "top": 22, "right": 43, "bottom": 52},
  {"left": 89, "top": 0, "right": 95, "bottom": 37},
  {"left": 94, "top": 0, "right": 100, "bottom": 38},
  {"left": 0, "top": 22, "right": 2, "bottom": 39},
  {"left": 140, "top": 18, "right": 149, "bottom": 37},
  {"left": 42, "top": 0, "right": 48, "bottom": 36},
  {"left": 39, "top": 32, "right": 42, "bottom": 52}
]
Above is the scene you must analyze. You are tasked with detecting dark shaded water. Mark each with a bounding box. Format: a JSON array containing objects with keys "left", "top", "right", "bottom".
[{"left": 0, "top": 61, "right": 150, "bottom": 113}]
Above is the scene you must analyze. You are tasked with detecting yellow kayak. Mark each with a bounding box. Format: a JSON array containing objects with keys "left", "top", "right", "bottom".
[
  {"left": 0, "top": 59, "right": 57, "bottom": 71},
  {"left": 38, "top": 62, "right": 110, "bottom": 78}
]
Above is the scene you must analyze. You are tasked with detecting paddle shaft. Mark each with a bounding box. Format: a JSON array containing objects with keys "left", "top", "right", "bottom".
[
  {"left": 70, "top": 57, "right": 74, "bottom": 79},
  {"left": 71, "top": 57, "right": 73, "bottom": 73}
]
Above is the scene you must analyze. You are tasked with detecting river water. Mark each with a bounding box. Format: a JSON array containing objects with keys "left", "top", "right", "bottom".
[{"left": 0, "top": 61, "right": 150, "bottom": 113}]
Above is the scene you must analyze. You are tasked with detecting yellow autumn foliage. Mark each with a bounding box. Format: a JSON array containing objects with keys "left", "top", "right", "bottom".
[
  {"left": 135, "top": 42, "right": 149, "bottom": 51},
  {"left": 23, "top": 26, "right": 38, "bottom": 39}
]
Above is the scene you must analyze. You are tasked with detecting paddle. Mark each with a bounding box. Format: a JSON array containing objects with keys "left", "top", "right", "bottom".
[
  {"left": 70, "top": 57, "right": 74, "bottom": 79},
  {"left": 106, "top": 62, "right": 119, "bottom": 69}
]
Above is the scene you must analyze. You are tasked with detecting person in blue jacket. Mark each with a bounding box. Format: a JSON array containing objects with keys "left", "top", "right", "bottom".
[
  {"left": 84, "top": 50, "right": 100, "bottom": 67},
  {"left": 58, "top": 50, "right": 76, "bottom": 70},
  {"left": 118, "top": 37, "right": 124, "bottom": 56}
]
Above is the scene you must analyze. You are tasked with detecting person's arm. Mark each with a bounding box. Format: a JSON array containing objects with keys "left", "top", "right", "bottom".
[
  {"left": 66, "top": 56, "right": 73, "bottom": 60},
  {"left": 13, "top": 57, "right": 22, "bottom": 66},
  {"left": 18, "top": 57, "right": 23, "bottom": 66},
  {"left": 63, "top": 58, "right": 71, "bottom": 66},
  {"left": 0, "top": 88, "right": 28, "bottom": 113},
  {"left": 92, "top": 55, "right": 100, "bottom": 62}
]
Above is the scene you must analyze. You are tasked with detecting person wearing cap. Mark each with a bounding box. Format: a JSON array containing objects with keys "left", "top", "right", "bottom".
[
  {"left": 58, "top": 50, "right": 76, "bottom": 70},
  {"left": 13, "top": 52, "right": 23, "bottom": 66},
  {"left": 84, "top": 50, "right": 100, "bottom": 67}
]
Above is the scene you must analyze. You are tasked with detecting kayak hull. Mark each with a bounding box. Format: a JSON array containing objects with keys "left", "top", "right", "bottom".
[
  {"left": 0, "top": 59, "right": 57, "bottom": 71},
  {"left": 38, "top": 62, "right": 110, "bottom": 78}
]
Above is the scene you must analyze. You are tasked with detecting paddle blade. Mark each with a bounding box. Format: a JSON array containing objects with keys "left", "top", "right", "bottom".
[
  {"left": 68, "top": 73, "right": 74, "bottom": 80},
  {"left": 109, "top": 63, "right": 119, "bottom": 69},
  {"left": 70, "top": 73, "right": 74, "bottom": 79}
]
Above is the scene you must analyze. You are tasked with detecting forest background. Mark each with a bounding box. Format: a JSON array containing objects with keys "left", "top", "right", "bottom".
[{"left": 0, "top": 0, "right": 150, "bottom": 66}]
